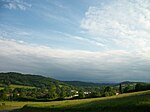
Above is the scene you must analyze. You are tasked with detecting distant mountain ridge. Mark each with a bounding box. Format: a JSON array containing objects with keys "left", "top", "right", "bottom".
[
  {"left": 0, "top": 72, "right": 148, "bottom": 88},
  {"left": 0, "top": 72, "right": 117, "bottom": 88},
  {"left": 63, "top": 81, "right": 117, "bottom": 87}
]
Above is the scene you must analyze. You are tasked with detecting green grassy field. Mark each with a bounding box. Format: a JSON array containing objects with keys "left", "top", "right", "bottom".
[
  {"left": 0, "top": 84, "right": 35, "bottom": 90},
  {"left": 9, "top": 84, "right": 35, "bottom": 89},
  {"left": 0, "top": 87, "right": 4, "bottom": 90},
  {"left": 0, "top": 90, "right": 150, "bottom": 112},
  {"left": 0, "top": 102, "right": 39, "bottom": 111}
]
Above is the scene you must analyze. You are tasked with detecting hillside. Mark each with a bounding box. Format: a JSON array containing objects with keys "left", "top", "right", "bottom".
[
  {"left": 0, "top": 72, "right": 143, "bottom": 88},
  {"left": 0, "top": 72, "right": 76, "bottom": 101},
  {"left": 0, "top": 72, "right": 68, "bottom": 88},
  {"left": 15, "top": 90, "right": 150, "bottom": 112}
]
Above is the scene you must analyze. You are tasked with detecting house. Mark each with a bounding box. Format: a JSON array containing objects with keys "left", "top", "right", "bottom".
[
  {"left": 116, "top": 92, "right": 119, "bottom": 95},
  {"left": 84, "top": 91, "right": 91, "bottom": 95}
]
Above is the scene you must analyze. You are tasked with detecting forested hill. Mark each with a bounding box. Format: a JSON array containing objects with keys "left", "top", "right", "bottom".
[
  {"left": 0, "top": 72, "right": 69, "bottom": 88},
  {"left": 0, "top": 72, "right": 116, "bottom": 88},
  {"left": 0, "top": 72, "right": 148, "bottom": 88},
  {"left": 64, "top": 81, "right": 117, "bottom": 87}
]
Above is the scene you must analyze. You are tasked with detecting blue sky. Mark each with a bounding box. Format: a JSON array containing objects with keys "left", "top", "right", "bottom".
[{"left": 0, "top": 0, "right": 150, "bottom": 82}]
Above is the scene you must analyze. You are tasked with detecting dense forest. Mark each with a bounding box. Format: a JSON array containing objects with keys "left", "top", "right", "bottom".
[{"left": 0, "top": 72, "right": 149, "bottom": 101}]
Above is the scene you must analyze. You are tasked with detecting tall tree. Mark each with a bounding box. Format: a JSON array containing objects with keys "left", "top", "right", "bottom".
[{"left": 119, "top": 83, "right": 122, "bottom": 94}]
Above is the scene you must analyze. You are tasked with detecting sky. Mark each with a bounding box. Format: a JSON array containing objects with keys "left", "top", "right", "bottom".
[{"left": 0, "top": 0, "right": 150, "bottom": 83}]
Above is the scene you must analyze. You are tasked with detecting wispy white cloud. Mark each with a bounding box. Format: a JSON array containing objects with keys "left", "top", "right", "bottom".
[
  {"left": 0, "top": 24, "right": 31, "bottom": 39},
  {"left": 1, "top": 0, "right": 31, "bottom": 10},
  {"left": 52, "top": 30, "right": 106, "bottom": 47},
  {"left": 0, "top": 38, "right": 128, "bottom": 60},
  {"left": 81, "top": 0, "right": 150, "bottom": 53},
  {"left": 31, "top": 0, "right": 81, "bottom": 28}
]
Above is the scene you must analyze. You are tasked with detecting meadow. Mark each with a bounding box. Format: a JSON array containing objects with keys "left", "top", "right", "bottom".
[
  {"left": 0, "top": 84, "right": 35, "bottom": 92},
  {"left": 0, "top": 90, "right": 149, "bottom": 112},
  {"left": 10, "top": 84, "right": 35, "bottom": 90}
]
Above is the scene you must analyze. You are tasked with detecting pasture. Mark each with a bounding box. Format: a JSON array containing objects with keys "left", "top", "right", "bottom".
[{"left": 0, "top": 90, "right": 149, "bottom": 112}]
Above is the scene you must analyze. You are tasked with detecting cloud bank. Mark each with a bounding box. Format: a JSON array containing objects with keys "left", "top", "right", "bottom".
[{"left": 0, "top": 39, "right": 150, "bottom": 82}]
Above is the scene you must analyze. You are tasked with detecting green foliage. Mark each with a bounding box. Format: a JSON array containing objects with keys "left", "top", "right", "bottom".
[
  {"left": 123, "top": 84, "right": 133, "bottom": 93},
  {"left": 90, "top": 91, "right": 101, "bottom": 97},
  {"left": 59, "top": 87, "right": 66, "bottom": 99},
  {"left": 78, "top": 91, "right": 85, "bottom": 98},
  {"left": 119, "top": 83, "right": 123, "bottom": 94},
  {"left": 0, "top": 90, "right": 7, "bottom": 100},
  {"left": 103, "top": 86, "right": 116, "bottom": 97},
  {"left": 135, "top": 83, "right": 150, "bottom": 91},
  {"left": 18, "top": 90, "right": 150, "bottom": 112}
]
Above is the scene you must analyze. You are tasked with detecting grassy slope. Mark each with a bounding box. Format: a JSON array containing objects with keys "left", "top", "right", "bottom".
[
  {"left": 0, "top": 102, "right": 39, "bottom": 111},
  {"left": 7, "top": 90, "right": 149, "bottom": 112},
  {"left": 9, "top": 84, "right": 35, "bottom": 89},
  {"left": 0, "top": 84, "right": 35, "bottom": 90}
]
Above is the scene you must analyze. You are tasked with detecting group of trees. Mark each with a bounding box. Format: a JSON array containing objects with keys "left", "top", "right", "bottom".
[
  {"left": 135, "top": 83, "right": 150, "bottom": 91},
  {"left": 120, "top": 83, "right": 150, "bottom": 93},
  {"left": 0, "top": 85, "right": 75, "bottom": 101},
  {"left": 75, "top": 86, "right": 116, "bottom": 99},
  {"left": 0, "top": 84, "right": 118, "bottom": 101},
  {"left": 0, "top": 83, "right": 149, "bottom": 101}
]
